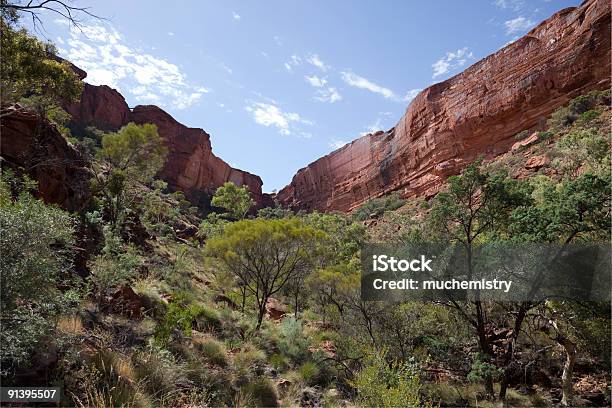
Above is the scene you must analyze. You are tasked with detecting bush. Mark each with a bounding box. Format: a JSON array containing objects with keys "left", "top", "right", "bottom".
[
  {"left": 577, "top": 109, "right": 601, "bottom": 124},
  {"left": 351, "top": 351, "right": 430, "bottom": 408},
  {"left": 232, "top": 344, "right": 266, "bottom": 380},
  {"left": 353, "top": 192, "right": 405, "bottom": 221},
  {"left": 0, "top": 174, "right": 79, "bottom": 368},
  {"left": 277, "top": 317, "right": 310, "bottom": 365},
  {"left": 241, "top": 379, "right": 278, "bottom": 408},
  {"left": 195, "top": 338, "right": 228, "bottom": 367},
  {"left": 298, "top": 361, "right": 320, "bottom": 385},
  {"left": 154, "top": 299, "right": 221, "bottom": 345}
]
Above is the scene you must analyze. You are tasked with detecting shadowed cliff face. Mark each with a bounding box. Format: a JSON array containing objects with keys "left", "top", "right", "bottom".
[
  {"left": 277, "top": 0, "right": 611, "bottom": 212},
  {"left": 0, "top": 107, "right": 91, "bottom": 211},
  {"left": 64, "top": 84, "right": 271, "bottom": 208}
]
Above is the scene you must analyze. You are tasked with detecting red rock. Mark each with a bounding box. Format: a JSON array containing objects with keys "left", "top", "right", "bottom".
[
  {"left": 277, "top": 0, "right": 611, "bottom": 212},
  {"left": 511, "top": 132, "right": 540, "bottom": 151},
  {"left": 0, "top": 106, "right": 91, "bottom": 211},
  {"left": 111, "top": 285, "right": 143, "bottom": 318},
  {"left": 265, "top": 297, "right": 286, "bottom": 320},
  {"left": 65, "top": 86, "right": 272, "bottom": 209},
  {"left": 525, "top": 155, "right": 550, "bottom": 169},
  {"left": 65, "top": 83, "right": 131, "bottom": 132}
]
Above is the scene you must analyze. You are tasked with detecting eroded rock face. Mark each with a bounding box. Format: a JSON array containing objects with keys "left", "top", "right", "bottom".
[
  {"left": 0, "top": 107, "right": 91, "bottom": 211},
  {"left": 278, "top": 0, "right": 611, "bottom": 212},
  {"left": 66, "top": 82, "right": 270, "bottom": 208}
]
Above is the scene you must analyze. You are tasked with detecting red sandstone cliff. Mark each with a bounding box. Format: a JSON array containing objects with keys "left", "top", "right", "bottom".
[
  {"left": 0, "top": 107, "right": 91, "bottom": 211},
  {"left": 277, "top": 0, "right": 611, "bottom": 212},
  {"left": 65, "top": 83, "right": 269, "bottom": 207}
]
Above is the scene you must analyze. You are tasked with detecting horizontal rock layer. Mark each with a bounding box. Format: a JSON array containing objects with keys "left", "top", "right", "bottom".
[
  {"left": 277, "top": 0, "right": 611, "bottom": 212},
  {"left": 65, "top": 84, "right": 269, "bottom": 208}
]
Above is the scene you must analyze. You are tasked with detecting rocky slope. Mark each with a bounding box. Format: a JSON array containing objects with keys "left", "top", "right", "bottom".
[
  {"left": 277, "top": 0, "right": 611, "bottom": 212},
  {"left": 0, "top": 107, "right": 91, "bottom": 211},
  {"left": 65, "top": 83, "right": 270, "bottom": 208}
]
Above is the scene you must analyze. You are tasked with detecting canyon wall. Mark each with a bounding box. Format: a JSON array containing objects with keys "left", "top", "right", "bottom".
[
  {"left": 277, "top": 0, "right": 611, "bottom": 212},
  {"left": 65, "top": 83, "right": 269, "bottom": 207},
  {"left": 0, "top": 107, "right": 91, "bottom": 211}
]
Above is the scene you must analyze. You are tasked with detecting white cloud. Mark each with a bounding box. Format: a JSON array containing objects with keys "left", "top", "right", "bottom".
[
  {"left": 232, "top": 11, "right": 241, "bottom": 20},
  {"left": 246, "top": 102, "right": 311, "bottom": 136},
  {"left": 340, "top": 71, "right": 396, "bottom": 100},
  {"left": 304, "top": 75, "right": 327, "bottom": 88},
  {"left": 284, "top": 55, "right": 302, "bottom": 72},
  {"left": 362, "top": 112, "right": 394, "bottom": 135},
  {"left": 221, "top": 63, "right": 233, "bottom": 74},
  {"left": 57, "top": 21, "right": 208, "bottom": 110},
  {"left": 329, "top": 139, "right": 348, "bottom": 149},
  {"left": 403, "top": 88, "right": 421, "bottom": 102},
  {"left": 273, "top": 36, "right": 283, "bottom": 46},
  {"left": 306, "top": 54, "right": 329, "bottom": 71},
  {"left": 432, "top": 47, "right": 474, "bottom": 79},
  {"left": 493, "top": 0, "right": 524, "bottom": 11},
  {"left": 504, "top": 16, "right": 535, "bottom": 35},
  {"left": 167, "top": 31, "right": 174, "bottom": 36},
  {"left": 315, "top": 87, "right": 342, "bottom": 103}
]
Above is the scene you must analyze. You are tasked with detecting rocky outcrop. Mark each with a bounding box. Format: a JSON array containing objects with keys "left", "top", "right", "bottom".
[
  {"left": 278, "top": 0, "right": 611, "bottom": 212},
  {"left": 66, "top": 81, "right": 270, "bottom": 208},
  {"left": 0, "top": 107, "right": 91, "bottom": 211}
]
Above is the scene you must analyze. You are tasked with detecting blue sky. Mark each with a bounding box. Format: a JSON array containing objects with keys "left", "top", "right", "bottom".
[{"left": 28, "top": 0, "right": 578, "bottom": 192}]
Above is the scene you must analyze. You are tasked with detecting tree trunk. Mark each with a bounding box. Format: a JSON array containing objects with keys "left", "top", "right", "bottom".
[
  {"left": 256, "top": 297, "right": 267, "bottom": 330},
  {"left": 499, "top": 305, "right": 529, "bottom": 400},
  {"left": 558, "top": 336, "right": 576, "bottom": 407}
]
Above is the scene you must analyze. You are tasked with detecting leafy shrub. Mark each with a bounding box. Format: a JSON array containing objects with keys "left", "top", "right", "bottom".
[
  {"left": 467, "top": 352, "right": 502, "bottom": 384},
  {"left": 268, "top": 353, "right": 289, "bottom": 371},
  {"left": 577, "top": 109, "right": 601, "bottom": 124},
  {"left": 298, "top": 361, "right": 320, "bottom": 385},
  {"left": 538, "top": 131, "right": 554, "bottom": 141},
  {"left": 351, "top": 351, "right": 430, "bottom": 408},
  {"left": 154, "top": 293, "right": 221, "bottom": 344},
  {"left": 0, "top": 174, "right": 79, "bottom": 368},
  {"left": 277, "top": 317, "right": 310, "bottom": 365},
  {"left": 232, "top": 344, "right": 266, "bottom": 379},
  {"left": 88, "top": 227, "right": 142, "bottom": 306},
  {"left": 195, "top": 338, "right": 228, "bottom": 367},
  {"left": 241, "top": 379, "right": 278, "bottom": 408},
  {"left": 353, "top": 192, "right": 405, "bottom": 221}
]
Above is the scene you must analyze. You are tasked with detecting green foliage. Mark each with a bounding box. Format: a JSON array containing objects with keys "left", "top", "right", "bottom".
[
  {"left": 467, "top": 352, "right": 502, "bottom": 383},
  {"left": 0, "top": 173, "right": 78, "bottom": 367},
  {"left": 240, "top": 379, "right": 278, "bottom": 408},
  {"left": 553, "top": 128, "right": 610, "bottom": 178},
  {"left": 207, "top": 218, "right": 326, "bottom": 328},
  {"left": 352, "top": 351, "right": 429, "bottom": 408},
  {"left": 195, "top": 338, "right": 228, "bottom": 367},
  {"left": 277, "top": 317, "right": 310, "bottom": 364},
  {"left": 297, "top": 361, "right": 320, "bottom": 385},
  {"left": 0, "top": 19, "right": 82, "bottom": 106},
  {"left": 353, "top": 192, "right": 406, "bottom": 221},
  {"left": 197, "top": 212, "right": 229, "bottom": 240},
  {"left": 154, "top": 297, "right": 220, "bottom": 345},
  {"left": 94, "top": 122, "right": 168, "bottom": 228},
  {"left": 88, "top": 227, "right": 142, "bottom": 305},
  {"left": 547, "top": 90, "right": 609, "bottom": 130},
  {"left": 257, "top": 205, "right": 293, "bottom": 219},
  {"left": 99, "top": 123, "right": 168, "bottom": 181},
  {"left": 301, "top": 211, "right": 367, "bottom": 262},
  {"left": 429, "top": 160, "right": 532, "bottom": 243},
  {"left": 510, "top": 174, "right": 610, "bottom": 242},
  {"left": 211, "top": 181, "right": 254, "bottom": 220}
]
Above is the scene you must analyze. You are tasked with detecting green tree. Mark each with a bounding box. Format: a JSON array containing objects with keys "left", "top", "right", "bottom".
[
  {"left": 211, "top": 181, "right": 254, "bottom": 220},
  {"left": 0, "top": 18, "right": 82, "bottom": 113},
  {"left": 0, "top": 173, "right": 79, "bottom": 369},
  {"left": 428, "top": 160, "right": 530, "bottom": 397},
  {"left": 93, "top": 122, "right": 168, "bottom": 228},
  {"left": 207, "top": 218, "right": 326, "bottom": 329}
]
